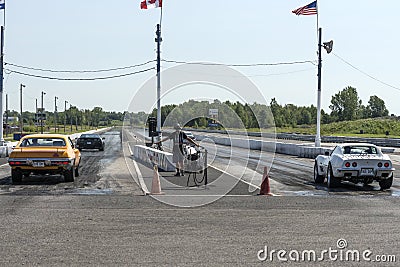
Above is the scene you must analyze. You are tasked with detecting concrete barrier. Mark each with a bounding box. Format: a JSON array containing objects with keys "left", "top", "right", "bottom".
[
  {"left": 195, "top": 133, "right": 333, "bottom": 158},
  {"left": 188, "top": 128, "right": 400, "bottom": 148},
  {"left": 132, "top": 128, "right": 391, "bottom": 160},
  {"left": 133, "top": 145, "right": 175, "bottom": 172}
]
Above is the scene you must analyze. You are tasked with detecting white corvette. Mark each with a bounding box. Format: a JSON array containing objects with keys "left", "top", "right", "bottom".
[{"left": 314, "top": 143, "right": 395, "bottom": 189}]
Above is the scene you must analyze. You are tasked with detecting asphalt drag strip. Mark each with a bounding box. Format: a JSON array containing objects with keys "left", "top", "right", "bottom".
[{"left": 134, "top": 161, "right": 259, "bottom": 196}]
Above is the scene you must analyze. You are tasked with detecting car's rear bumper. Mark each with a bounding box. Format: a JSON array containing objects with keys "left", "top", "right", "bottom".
[
  {"left": 336, "top": 168, "right": 394, "bottom": 179},
  {"left": 8, "top": 157, "right": 75, "bottom": 173},
  {"left": 76, "top": 143, "right": 103, "bottom": 149}
]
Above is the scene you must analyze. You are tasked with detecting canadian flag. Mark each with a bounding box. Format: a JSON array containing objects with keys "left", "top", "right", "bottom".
[{"left": 141, "top": 0, "right": 162, "bottom": 9}]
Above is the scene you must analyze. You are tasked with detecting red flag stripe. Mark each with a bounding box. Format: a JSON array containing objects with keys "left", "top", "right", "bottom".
[{"left": 140, "top": 0, "right": 162, "bottom": 9}]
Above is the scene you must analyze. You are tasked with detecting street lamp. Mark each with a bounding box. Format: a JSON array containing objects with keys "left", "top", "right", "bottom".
[
  {"left": 64, "top": 100, "right": 68, "bottom": 133},
  {"left": 35, "top": 98, "right": 38, "bottom": 133},
  {"left": 315, "top": 28, "right": 333, "bottom": 147},
  {"left": 41, "top": 91, "right": 46, "bottom": 134},
  {"left": 54, "top": 96, "right": 58, "bottom": 133},
  {"left": 70, "top": 104, "right": 73, "bottom": 132},
  {"left": 20, "top": 84, "right": 26, "bottom": 135}
]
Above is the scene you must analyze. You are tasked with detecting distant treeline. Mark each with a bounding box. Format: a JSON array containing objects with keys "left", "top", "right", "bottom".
[
  {"left": 7, "top": 107, "right": 125, "bottom": 128},
  {"left": 127, "top": 86, "right": 391, "bottom": 129}
]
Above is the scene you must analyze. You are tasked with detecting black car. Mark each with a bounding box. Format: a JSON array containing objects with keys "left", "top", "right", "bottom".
[{"left": 76, "top": 134, "right": 105, "bottom": 151}]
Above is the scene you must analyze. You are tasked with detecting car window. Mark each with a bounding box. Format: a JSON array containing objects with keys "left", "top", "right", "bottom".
[
  {"left": 80, "top": 134, "right": 100, "bottom": 139},
  {"left": 343, "top": 146, "right": 377, "bottom": 154},
  {"left": 20, "top": 138, "right": 66, "bottom": 147},
  {"left": 332, "top": 146, "right": 341, "bottom": 154}
]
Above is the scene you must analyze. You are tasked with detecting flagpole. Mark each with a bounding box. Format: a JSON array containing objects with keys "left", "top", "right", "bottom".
[
  {"left": 315, "top": 1, "right": 321, "bottom": 147},
  {"left": 315, "top": 27, "right": 322, "bottom": 148},
  {"left": 316, "top": 0, "right": 319, "bottom": 37},
  {"left": 2, "top": 0, "right": 5, "bottom": 28},
  {"left": 156, "top": 24, "right": 162, "bottom": 139},
  {"left": 0, "top": 1, "right": 5, "bottom": 145},
  {"left": 156, "top": 3, "right": 163, "bottom": 139},
  {"left": 0, "top": 25, "right": 4, "bottom": 145},
  {"left": 160, "top": 4, "right": 163, "bottom": 26}
]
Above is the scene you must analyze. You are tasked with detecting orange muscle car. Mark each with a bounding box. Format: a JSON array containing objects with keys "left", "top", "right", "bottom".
[{"left": 8, "top": 134, "right": 81, "bottom": 183}]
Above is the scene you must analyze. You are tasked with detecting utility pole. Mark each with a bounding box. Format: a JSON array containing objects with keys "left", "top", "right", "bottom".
[
  {"left": 64, "top": 100, "right": 68, "bottom": 133},
  {"left": 20, "top": 84, "right": 26, "bottom": 135},
  {"left": 5, "top": 94, "right": 7, "bottom": 137},
  {"left": 70, "top": 104, "right": 72, "bottom": 132},
  {"left": 41, "top": 91, "right": 46, "bottom": 134},
  {"left": 0, "top": 26, "right": 4, "bottom": 144},
  {"left": 315, "top": 28, "right": 322, "bottom": 147},
  {"left": 35, "top": 98, "right": 38, "bottom": 133},
  {"left": 54, "top": 96, "right": 58, "bottom": 133},
  {"left": 315, "top": 28, "right": 333, "bottom": 148},
  {"left": 75, "top": 111, "right": 78, "bottom": 131},
  {"left": 155, "top": 24, "right": 162, "bottom": 140}
]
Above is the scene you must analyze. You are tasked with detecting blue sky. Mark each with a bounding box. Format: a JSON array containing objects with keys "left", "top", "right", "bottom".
[{"left": 3, "top": 0, "right": 400, "bottom": 115}]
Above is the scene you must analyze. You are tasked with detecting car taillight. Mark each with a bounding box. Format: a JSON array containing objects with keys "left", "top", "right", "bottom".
[
  {"left": 352, "top": 162, "right": 357, "bottom": 167},
  {"left": 54, "top": 161, "right": 69, "bottom": 165},
  {"left": 384, "top": 162, "right": 390, "bottom": 168},
  {"left": 378, "top": 162, "right": 383, "bottom": 167},
  {"left": 345, "top": 162, "right": 350, "bottom": 167}
]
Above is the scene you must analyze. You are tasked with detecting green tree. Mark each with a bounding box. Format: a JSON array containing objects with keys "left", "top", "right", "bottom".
[
  {"left": 92, "top": 107, "right": 103, "bottom": 127},
  {"left": 367, "top": 95, "right": 389, "bottom": 118},
  {"left": 329, "top": 86, "right": 362, "bottom": 121},
  {"left": 270, "top": 98, "right": 285, "bottom": 127}
]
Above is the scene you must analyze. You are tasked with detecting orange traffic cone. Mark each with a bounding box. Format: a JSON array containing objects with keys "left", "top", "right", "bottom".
[
  {"left": 151, "top": 165, "right": 164, "bottom": 195},
  {"left": 259, "top": 167, "right": 273, "bottom": 196}
]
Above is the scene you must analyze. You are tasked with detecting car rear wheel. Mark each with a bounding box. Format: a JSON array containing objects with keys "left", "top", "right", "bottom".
[
  {"left": 314, "top": 163, "right": 325, "bottom": 184},
  {"left": 379, "top": 175, "right": 393, "bottom": 190},
  {"left": 327, "top": 164, "right": 340, "bottom": 188},
  {"left": 99, "top": 146, "right": 104, "bottom": 151},
  {"left": 74, "top": 165, "right": 79, "bottom": 177},
  {"left": 11, "top": 169, "right": 23, "bottom": 184},
  {"left": 64, "top": 166, "right": 75, "bottom": 182}
]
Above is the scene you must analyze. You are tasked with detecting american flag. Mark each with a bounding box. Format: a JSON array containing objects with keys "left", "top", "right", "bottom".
[{"left": 292, "top": 1, "right": 318, "bottom": 16}]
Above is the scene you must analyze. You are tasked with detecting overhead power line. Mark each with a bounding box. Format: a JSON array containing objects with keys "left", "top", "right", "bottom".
[
  {"left": 4, "top": 67, "right": 155, "bottom": 81},
  {"left": 333, "top": 53, "right": 400, "bottom": 92},
  {"left": 3, "top": 58, "right": 318, "bottom": 81},
  {"left": 4, "top": 60, "right": 156, "bottom": 73},
  {"left": 162, "top": 59, "right": 317, "bottom": 67}
]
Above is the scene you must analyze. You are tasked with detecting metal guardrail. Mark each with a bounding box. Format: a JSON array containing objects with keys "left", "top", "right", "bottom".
[{"left": 188, "top": 128, "right": 400, "bottom": 147}]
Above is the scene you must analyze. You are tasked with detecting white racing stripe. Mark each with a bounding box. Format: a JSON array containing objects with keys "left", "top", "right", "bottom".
[{"left": 127, "top": 142, "right": 150, "bottom": 195}]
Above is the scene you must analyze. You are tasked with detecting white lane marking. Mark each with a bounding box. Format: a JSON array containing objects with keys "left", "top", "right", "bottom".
[
  {"left": 0, "top": 163, "right": 9, "bottom": 168},
  {"left": 209, "top": 164, "right": 261, "bottom": 190},
  {"left": 151, "top": 195, "right": 254, "bottom": 197},
  {"left": 127, "top": 143, "right": 150, "bottom": 195}
]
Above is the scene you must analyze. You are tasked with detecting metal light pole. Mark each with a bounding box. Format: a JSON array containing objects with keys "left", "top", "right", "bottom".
[
  {"left": 70, "top": 104, "right": 72, "bottom": 132},
  {"left": 41, "top": 91, "right": 46, "bottom": 134},
  {"left": 155, "top": 24, "right": 162, "bottom": 140},
  {"left": 315, "top": 28, "right": 333, "bottom": 148},
  {"left": 54, "top": 96, "right": 58, "bottom": 133},
  {"left": 20, "top": 84, "right": 26, "bottom": 135},
  {"left": 5, "top": 93, "right": 8, "bottom": 137},
  {"left": 0, "top": 26, "right": 4, "bottom": 144},
  {"left": 315, "top": 28, "right": 322, "bottom": 147},
  {"left": 64, "top": 100, "right": 68, "bottom": 133},
  {"left": 35, "top": 98, "right": 38, "bottom": 133}
]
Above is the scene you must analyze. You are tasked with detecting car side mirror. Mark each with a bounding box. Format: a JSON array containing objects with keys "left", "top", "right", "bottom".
[
  {"left": 102, "top": 137, "right": 105, "bottom": 140},
  {"left": 324, "top": 151, "right": 330, "bottom": 156}
]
